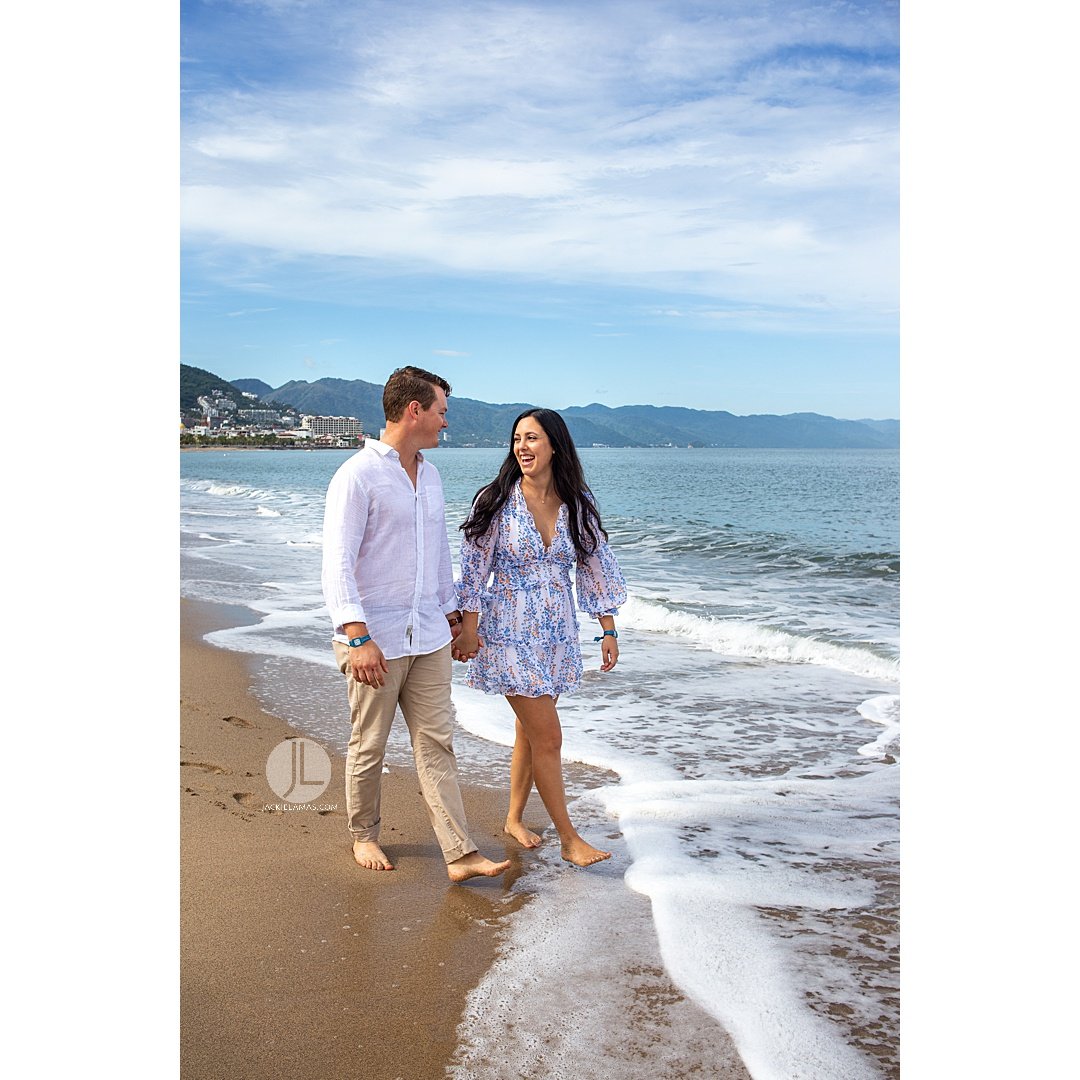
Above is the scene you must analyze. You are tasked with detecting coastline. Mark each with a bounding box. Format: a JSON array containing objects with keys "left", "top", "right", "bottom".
[
  {"left": 180, "top": 597, "right": 757, "bottom": 1079},
  {"left": 180, "top": 598, "right": 527, "bottom": 1080},
  {"left": 180, "top": 444, "right": 361, "bottom": 451}
]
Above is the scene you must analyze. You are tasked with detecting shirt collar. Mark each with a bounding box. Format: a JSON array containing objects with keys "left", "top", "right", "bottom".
[{"left": 366, "top": 439, "right": 424, "bottom": 465}]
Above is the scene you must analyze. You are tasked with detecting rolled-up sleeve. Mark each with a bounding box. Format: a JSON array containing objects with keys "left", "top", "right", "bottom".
[
  {"left": 456, "top": 520, "right": 498, "bottom": 612},
  {"left": 321, "top": 467, "right": 369, "bottom": 632}
]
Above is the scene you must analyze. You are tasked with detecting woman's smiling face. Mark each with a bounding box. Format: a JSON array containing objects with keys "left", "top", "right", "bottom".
[{"left": 513, "top": 415, "right": 554, "bottom": 478}]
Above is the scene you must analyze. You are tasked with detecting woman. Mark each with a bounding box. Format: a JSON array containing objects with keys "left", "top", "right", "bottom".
[{"left": 453, "top": 408, "right": 627, "bottom": 867}]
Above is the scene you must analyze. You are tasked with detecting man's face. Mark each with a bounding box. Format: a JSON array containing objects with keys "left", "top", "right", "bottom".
[{"left": 418, "top": 387, "right": 449, "bottom": 448}]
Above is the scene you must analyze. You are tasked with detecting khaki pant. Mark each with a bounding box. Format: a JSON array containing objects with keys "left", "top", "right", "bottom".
[{"left": 332, "top": 641, "right": 476, "bottom": 864}]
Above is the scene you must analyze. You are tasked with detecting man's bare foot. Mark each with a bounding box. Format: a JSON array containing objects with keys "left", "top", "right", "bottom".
[
  {"left": 503, "top": 820, "right": 542, "bottom": 848},
  {"left": 352, "top": 840, "right": 395, "bottom": 870},
  {"left": 447, "top": 851, "right": 511, "bottom": 883},
  {"left": 561, "top": 837, "right": 612, "bottom": 867}
]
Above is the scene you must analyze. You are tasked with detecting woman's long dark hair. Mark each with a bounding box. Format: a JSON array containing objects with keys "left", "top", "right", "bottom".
[{"left": 461, "top": 408, "right": 608, "bottom": 560}]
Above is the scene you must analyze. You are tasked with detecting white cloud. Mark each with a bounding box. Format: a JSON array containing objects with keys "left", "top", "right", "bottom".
[
  {"left": 191, "top": 131, "right": 292, "bottom": 162},
  {"left": 182, "top": 1, "right": 898, "bottom": 329}
]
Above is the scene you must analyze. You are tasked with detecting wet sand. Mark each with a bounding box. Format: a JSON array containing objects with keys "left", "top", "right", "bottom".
[{"left": 180, "top": 599, "right": 526, "bottom": 1080}]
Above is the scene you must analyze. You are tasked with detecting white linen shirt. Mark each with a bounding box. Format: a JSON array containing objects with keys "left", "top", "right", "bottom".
[{"left": 321, "top": 439, "right": 458, "bottom": 660}]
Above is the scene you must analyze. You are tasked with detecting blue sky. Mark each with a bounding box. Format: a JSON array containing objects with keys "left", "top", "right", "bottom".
[{"left": 181, "top": 0, "right": 899, "bottom": 418}]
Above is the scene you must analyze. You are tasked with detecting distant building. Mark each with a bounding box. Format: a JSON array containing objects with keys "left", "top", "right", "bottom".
[
  {"left": 238, "top": 409, "right": 282, "bottom": 423},
  {"left": 197, "top": 391, "right": 237, "bottom": 419},
  {"left": 312, "top": 433, "right": 362, "bottom": 448},
  {"left": 301, "top": 415, "right": 364, "bottom": 437}
]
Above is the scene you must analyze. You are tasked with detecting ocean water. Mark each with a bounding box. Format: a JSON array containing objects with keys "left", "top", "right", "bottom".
[{"left": 180, "top": 445, "right": 899, "bottom": 1078}]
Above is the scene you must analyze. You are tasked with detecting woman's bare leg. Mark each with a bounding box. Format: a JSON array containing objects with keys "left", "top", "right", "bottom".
[
  {"left": 504, "top": 716, "right": 542, "bottom": 847},
  {"left": 506, "top": 694, "right": 611, "bottom": 867}
]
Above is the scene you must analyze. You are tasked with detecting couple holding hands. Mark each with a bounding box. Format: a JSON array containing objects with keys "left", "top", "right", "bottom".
[{"left": 321, "top": 366, "right": 626, "bottom": 881}]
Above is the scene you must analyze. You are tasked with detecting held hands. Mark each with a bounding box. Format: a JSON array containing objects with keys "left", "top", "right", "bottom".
[
  {"left": 451, "top": 630, "right": 483, "bottom": 663},
  {"left": 349, "top": 640, "right": 390, "bottom": 687}
]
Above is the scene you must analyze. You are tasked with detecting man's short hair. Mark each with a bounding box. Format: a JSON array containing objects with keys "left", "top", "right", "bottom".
[{"left": 383, "top": 366, "right": 452, "bottom": 422}]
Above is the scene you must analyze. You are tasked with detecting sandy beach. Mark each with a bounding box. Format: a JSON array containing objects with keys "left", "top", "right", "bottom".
[
  {"left": 180, "top": 598, "right": 754, "bottom": 1079},
  {"left": 181, "top": 598, "right": 528, "bottom": 1080}
]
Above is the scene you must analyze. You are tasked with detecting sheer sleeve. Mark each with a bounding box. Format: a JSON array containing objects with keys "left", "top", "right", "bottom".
[
  {"left": 456, "top": 517, "right": 499, "bottom": 613},
  {"left": 576, "top": 539, "right": 627, "bottom": 616},
  {"left": 575, "top": 519, "right": 627, "bottom": 617}
]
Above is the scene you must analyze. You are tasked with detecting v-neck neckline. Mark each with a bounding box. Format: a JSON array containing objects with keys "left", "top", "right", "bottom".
[{"left": 518, "top": 480, "right": 563, "bottom": 552}]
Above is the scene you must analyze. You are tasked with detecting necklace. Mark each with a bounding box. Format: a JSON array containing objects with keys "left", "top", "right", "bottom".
[{"left": 524, "top": 481, "right": 553, "bottom": 505}]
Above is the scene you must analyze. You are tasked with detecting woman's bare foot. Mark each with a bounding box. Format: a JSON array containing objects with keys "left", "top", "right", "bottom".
[
  {"left": 503, "top": 820, "right": 543, "bottom": 848},
  {"left": 447, "top": 851, "right": 512, "bottom": 883},
  {"left": 561, "top": 837, "right": 612, "bottom": 867},
  {"left": 352, "top": 840, "right": 395, "bottom": 870}
]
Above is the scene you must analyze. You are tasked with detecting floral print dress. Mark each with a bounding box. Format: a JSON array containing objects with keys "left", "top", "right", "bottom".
[{"left": 457, "top": 481, "right": 627, "bottom": 698}]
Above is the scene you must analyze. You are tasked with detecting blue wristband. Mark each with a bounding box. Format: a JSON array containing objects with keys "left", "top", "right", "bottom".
[
  {"left": 593, "top": 629, "right": 618, "bottom": 641},
  {"left": 347, "top": 635, "right": 372, "bottom": 648}
]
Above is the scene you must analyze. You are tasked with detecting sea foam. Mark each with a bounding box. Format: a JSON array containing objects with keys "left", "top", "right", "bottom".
[
  {"left": 619, "top": 595, "right": 900, "bottom": 683},
  {"left": 599, "top": 769, "right": 898, "bottom": 1080},
  {"left": 856, "top": 693, "right": 900, "bottom": 759},
  {"left": 449, "top": 828, "right": 750, "bottom": 1080}
]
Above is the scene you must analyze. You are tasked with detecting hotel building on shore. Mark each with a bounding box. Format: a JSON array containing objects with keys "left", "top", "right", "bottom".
[{"left": 300, "top": 415, "right": 364, "bottom": 438}]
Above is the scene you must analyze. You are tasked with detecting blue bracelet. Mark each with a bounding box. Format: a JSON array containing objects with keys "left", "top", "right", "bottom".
[
  {"left": 347, "top": 634, "right": 372, "bottom": 648},
  {"left": 593, "top": 629, "right": 618, "bottom": 641}
]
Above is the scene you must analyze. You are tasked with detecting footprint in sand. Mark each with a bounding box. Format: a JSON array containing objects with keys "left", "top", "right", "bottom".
[
  {"left": 223, "top": 715, "right": 254, "bottom": 728},
  {"left": 181, "top": 760, "right": 230, "bottom": 775},
  {"left": 232, "top": 792, "right": 260, "bottom": 809}
]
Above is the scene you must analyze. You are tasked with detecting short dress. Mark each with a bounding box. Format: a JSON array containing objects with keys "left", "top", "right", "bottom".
[{"left": 457, "top": 481, "right": 627, "bottom": 698}]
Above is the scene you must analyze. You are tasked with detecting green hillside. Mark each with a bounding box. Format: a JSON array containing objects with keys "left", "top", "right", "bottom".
[{"left": 181, "top": 364, "right": 252, "bottom": 411}]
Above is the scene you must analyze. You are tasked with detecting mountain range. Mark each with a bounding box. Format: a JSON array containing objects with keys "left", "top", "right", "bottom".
[
  {"left": 235, "top": 376, "right": 898, "bottom": 449},
  {"left": 184, "top": 365, "right": 898, "bottom": 448}
]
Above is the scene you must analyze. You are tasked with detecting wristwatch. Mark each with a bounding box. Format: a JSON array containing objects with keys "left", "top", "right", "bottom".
[{"left": 347, "top": 635, "right": 372, "bottom": 648}]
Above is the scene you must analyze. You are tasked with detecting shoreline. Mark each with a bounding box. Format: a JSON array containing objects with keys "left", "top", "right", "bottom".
[
  {"left": 180, "top": 596, "right": 757, "bottom": 1079},
  {"left": 180, "top": 597, "right": 530, "bottom": 1080},
  {"left": 180, "top": 444, "right": 361, "bottom": 451}
]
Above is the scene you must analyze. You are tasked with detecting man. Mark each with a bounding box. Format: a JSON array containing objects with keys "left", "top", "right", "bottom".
[{"left": 321, "top": 366, "right": 510, "bottom": 882}]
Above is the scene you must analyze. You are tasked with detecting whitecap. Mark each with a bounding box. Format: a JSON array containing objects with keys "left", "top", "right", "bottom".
[{"left": 619, "top": 595, "right": 900, "bottom": 683}]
